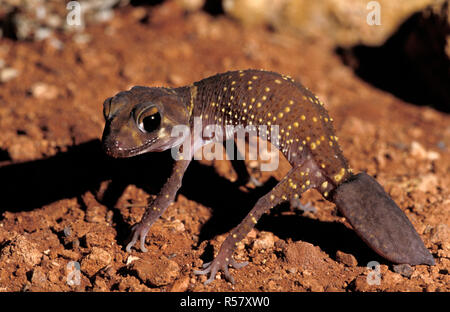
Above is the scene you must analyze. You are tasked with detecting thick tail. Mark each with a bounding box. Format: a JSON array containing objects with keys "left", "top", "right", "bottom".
[{"left": 331, "top": 173, "right": 434, "bottom": 265}]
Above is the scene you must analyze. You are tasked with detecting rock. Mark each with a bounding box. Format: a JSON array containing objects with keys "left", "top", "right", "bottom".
[
  {"left": 223, "top": 0, "right": 441, "bottom": 47},
  {"left": 393, "top": 264, "right": 413, "bottom": 278},
  {"left": 223, "top": 0, "right": 286, "bottom": 26},
  {"left": 31, "top": 266, "right": 48, "bottom": 287},
  {"left": 282, "top": 241, "right": 329, "bottom": 271},
  {"left": 30, "top": 82, "right": 59, "bottom": 100},
  {"left": 431, "top": 224, "right": 450, "bottom": 245},
  {"left": 0, "top": 67, "right": 19, "bottom": 82},
  {"left": 169, "top": 275, "right": 190, "bottom": 292},
  {"left": 336, "top": 250, "right": 358, "bottom": 267},
  {"left": 131, "top": 257, "right": 180, "bottom": 287},
  {"left": 410, "top": 141, "right": 440, "bottom": 161},
  {"left": 0, "top": 235, "right": 42, "bottom": 268},
  {"left": 176, "top": 0, "right": 205, "bottom": 12},
  {"left": 8, "top": 137, "right": 42, "bottom": 161},
  {"left": 80, "top": 247, "right": 112, "bottom": 276},
  {"left": 252, "top": 231, "right": 276, "bottom": 250}
]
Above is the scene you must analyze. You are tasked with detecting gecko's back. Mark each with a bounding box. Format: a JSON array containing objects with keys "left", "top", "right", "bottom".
[{"left": 191, "top": 69, "right": 351, "bottom": 191}]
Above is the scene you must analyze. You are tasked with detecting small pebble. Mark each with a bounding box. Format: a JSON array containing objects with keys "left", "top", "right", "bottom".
[
  {"left": 393, "top": 264, "right": 413, "bottom": 278},
  {"left": 0, "top": 68, "right": 19, "bottom": 82}
]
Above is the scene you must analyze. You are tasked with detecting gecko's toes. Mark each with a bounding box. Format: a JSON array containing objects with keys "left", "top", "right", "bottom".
[
  {"left": 125, "top": 223, "right": 150, "bottom": 253},
  {"left": 194, "top": 257, "right": 248, "bottom": 285}
]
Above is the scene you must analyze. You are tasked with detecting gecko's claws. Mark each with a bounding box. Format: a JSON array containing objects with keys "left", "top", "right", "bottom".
[
  {"left": 194, "top": 257, "right": 248, "bottom": 285},
  {"left": 125, "top": 223, "right": 150, "bottom": 253}
]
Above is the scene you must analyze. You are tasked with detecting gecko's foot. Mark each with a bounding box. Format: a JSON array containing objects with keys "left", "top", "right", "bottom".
[
  {"left": 125, "top": 222, "right": 151, "bottom": 253},
  {"left": 194, "top": 256, "right": 248, "bottom": 285}
]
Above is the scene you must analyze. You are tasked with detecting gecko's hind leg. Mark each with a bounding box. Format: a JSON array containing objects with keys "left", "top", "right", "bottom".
[{"left": 195, "top": 158, "right": 328, "bottom": 284}]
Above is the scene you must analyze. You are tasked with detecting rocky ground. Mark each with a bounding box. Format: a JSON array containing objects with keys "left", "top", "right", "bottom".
[{"left": 0, "top": 1, "right": 448, "bottom": 292}]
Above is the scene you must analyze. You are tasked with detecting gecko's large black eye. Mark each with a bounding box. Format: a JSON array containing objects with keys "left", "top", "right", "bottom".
[{"left": 137, "top": 106, "right": 161, "bottom": 133}]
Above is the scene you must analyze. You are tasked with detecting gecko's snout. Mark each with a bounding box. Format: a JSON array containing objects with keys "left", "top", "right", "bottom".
[{"left": 331, "top": 172, "right": 435, "bottom": 266}]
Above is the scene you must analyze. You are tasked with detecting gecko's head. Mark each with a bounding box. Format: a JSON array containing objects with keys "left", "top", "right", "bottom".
[{"left": 102, "top": 86, "right": 190, "bottom": 158}]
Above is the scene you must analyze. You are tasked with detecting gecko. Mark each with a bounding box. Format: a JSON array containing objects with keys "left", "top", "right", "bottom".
[{"left": 101, "top": 69, "right": 435, "bottom": 285}]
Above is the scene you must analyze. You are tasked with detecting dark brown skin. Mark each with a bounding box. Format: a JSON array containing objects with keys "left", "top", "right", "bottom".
[{"left": 102, "top": 69, "right": 434, "bottom": 285}]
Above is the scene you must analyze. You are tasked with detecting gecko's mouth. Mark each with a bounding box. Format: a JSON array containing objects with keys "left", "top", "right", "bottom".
[{"left": 102, "top": 137, "right": 158, "bottom": 158}]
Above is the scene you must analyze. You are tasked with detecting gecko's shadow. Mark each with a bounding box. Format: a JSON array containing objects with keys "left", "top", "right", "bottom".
[
  {"left": 181, "top": 162, "right": 387, "bottom": 266},
  {"left": 0, "top": 138, "right": 384, "bottom": 265}
]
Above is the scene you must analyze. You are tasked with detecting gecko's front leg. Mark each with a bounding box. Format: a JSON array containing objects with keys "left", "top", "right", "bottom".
[{"left": 126, "top": 159, "right": 191, "bottom": 252}]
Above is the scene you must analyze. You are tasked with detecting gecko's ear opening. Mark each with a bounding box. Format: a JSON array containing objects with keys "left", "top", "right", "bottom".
[{"left": 331, "top": 173, "right": 435, "bottom": 266}]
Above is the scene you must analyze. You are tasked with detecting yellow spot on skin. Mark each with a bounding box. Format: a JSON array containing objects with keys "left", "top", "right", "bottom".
[
  {"left": 301, "top": 115, "right": 306, "bottom": 120},
  {"left": 273, "top": 116, "right": 277, "bottom": 121},
  {"left": 249, "top": 105, "right": 253, "bottom": 109},
  {"left": 248, "top": 86, "right": 252, "bottom": 90},
  {"left": 306, "top": 136, "right": 311, "bottom": 141},
  {"left": 321, "top": 181, "right": 328, "bottom": 189},
  {"left": 252, "top": 75, "right": 258, "bottom": 80},
  {"left": 316, "top": 140, "right": 321, "bottom": 145},
  {"left": 312, "top": 117, "right": 318, "bottom": 122},
  {"left": 265, "top": 87, "right": 270, "bottom": 92},
  {"left": 302, "top": 140, "right": 306, "bottom": 145},
  {"left": 302, "top": 185, "right": 306, "bottom": 189},
  {"left": 242, "top": 102, "right": 247, "bottom": 107},
  {"left": 287, "top": 125, "right": 292, "bottom": 130},
  {"left": 324, "top": 117, "right": 329, "bottom": 122},
  {"left": 278, "top": 112, "right": 284, "bottom": 118},
  {"left": 240, "top": 73, "right": 244, "bottom": 77},
  {"left": 262, "top": 95, "right": 267, "bottom": 101},
  {"left": 289, "top": 100, "right": 294, "bottom": 105},
  {"left": 320, "top": 135, "right": 325, "bottom": 141},
  {"left": 321, "top": 163, "right": 326, "bottom": 168},
  {"left": 231, "top": 81, "right": 236, "bottom": 85},
  {"left": 306, "top": 180, "right": 310, "bottom": 186},
  {"left": 324, "top": 191, "right": 329, "bottom": 197},
  {"left": 267, "top": 112, "right": 272, "bottom": 117},
  {"left": 293, "top": 122, "right": 299, "bottom": 128},
  {"left": 270, "top": 195, "right": 275, "bottom": 201},
  {"left": 251, "top": 98, "right": 256, "bottom": 103},
  {"left": 275, "top": 79, "right": 281, "bottom": 84},
  {"left": 310, "top": 142, "right": 316, "bottom": 150},
  {"left": 223, "top": 87, "right": 227, "bottom": 91},
  {"left": 248, "top": 81, "right": 252, "bottom": 85},
  {"left": 267, "top": 121, "right": 271, "bottom": 126},
  {"left": 231, "top": 87, "right": 235, "bottom": 91},
  {"left": 230, "top": 95, "right": 234, "bottom": 100},
  {"left": 285, "top": 107, "right": 291, "bottom": 113},
  {"left": 298, "top": 146, "right": 303, "bottom": 151}
]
